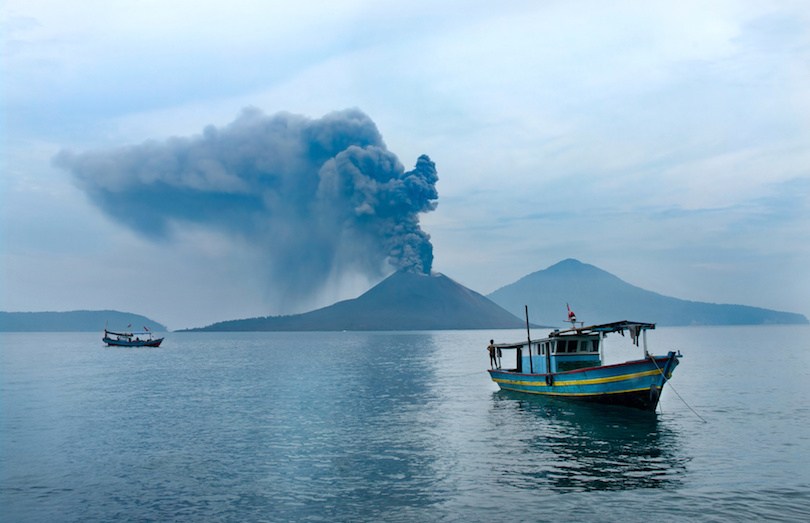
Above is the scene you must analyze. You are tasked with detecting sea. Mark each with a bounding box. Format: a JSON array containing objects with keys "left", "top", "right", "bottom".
[{"left": 2, "top": 326, "right": 809, "bottom": 522}]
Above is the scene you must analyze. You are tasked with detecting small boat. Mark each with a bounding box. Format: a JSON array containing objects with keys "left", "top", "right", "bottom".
[
  {"left": 103, "top": 328, "right": 164, "bottom": 347},
  {"left": 488, "top": 311, "right": 680, "bottom": 412}
]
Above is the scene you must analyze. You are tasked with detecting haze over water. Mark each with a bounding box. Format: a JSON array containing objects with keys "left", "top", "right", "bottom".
[{"left": 2, "top": 326, "right": 809, "bottom": 521}]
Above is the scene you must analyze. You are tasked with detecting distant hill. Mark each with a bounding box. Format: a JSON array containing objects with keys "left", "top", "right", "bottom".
[
  {"left": 0, "top": 310, "right": 168, "bottom": 332},
  {"left": 487, "top": 259, "right": 809, "bottom": 327},
  {"left": 188, "top": 270, "right": 526, "bottom": 331}
]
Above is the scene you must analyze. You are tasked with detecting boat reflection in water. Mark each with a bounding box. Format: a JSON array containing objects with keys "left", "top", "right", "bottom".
[{"left": 489, "top": 391, "right": 687, "bottom": 492}]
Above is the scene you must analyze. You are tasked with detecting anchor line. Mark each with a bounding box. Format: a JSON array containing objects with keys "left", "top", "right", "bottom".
[
  {"left": 451, "top": 370, "right": 492, "bottom": 378},
  {"left": 650, "top": 353, "right": 707, "bottom": 423}
]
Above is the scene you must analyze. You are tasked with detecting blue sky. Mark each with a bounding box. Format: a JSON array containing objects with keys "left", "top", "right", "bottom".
[{"left": 2, "top": 1, "right": 809, "bottom": 329}]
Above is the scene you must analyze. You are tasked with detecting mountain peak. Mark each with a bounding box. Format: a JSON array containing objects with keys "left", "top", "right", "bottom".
[
  {"left": 549, "top": 258, "right": 584, "bottom": 268},
  {"left": 545, "top": 258, "right": 608, "bottom": 275}
]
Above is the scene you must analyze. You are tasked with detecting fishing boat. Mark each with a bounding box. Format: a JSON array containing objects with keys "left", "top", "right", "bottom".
[
  {"left": 488, "top": 309, "right": 680, "bottom": 412},
  {"left": 103, "top": 328, "right": 164, "bottom": 347}
]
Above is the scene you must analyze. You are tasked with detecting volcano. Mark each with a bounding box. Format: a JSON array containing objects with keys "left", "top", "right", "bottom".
[{"left": 190, "top": 271, "right": 525, "bottom": 331}]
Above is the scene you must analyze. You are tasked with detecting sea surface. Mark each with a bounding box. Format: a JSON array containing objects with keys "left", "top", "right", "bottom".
[{"left": 2, "top": 326, "right": 809, "bottom": 522}]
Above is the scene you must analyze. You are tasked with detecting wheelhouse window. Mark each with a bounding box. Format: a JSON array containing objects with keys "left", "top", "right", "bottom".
[
  {"left": 578, "top": 339, "right": 598, "bottom": 352},
  {"left": 550, "top": 338, "right": 599, "bottom": 354}
]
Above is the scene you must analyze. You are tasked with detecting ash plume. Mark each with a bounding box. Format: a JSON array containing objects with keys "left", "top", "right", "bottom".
[{"left": 54, "top": 108, "right": 438, "bottom": 308}]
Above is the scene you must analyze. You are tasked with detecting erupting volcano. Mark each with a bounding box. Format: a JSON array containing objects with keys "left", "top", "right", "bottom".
[{"left": 189, "top": 270, "right": 526, "bottom": 331}]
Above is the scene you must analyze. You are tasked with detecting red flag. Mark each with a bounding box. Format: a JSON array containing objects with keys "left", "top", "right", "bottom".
[{"left": 566, "top": 303, "right": 576, "bottom": 322}]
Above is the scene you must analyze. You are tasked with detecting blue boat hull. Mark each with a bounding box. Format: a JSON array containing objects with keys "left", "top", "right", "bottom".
[
  {"left": 488, "top": 351, "right": 680, "bottom": 411},
  {"left": 103, "top": 336, "right": 163, "bottom": 347}
]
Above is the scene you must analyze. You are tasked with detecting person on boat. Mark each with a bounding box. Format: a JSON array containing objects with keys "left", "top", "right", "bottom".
[{"left": 487, "top": 340, "right": 499, "bottom": 369}]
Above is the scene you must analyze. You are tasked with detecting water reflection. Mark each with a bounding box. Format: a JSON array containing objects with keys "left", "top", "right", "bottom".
[
  {"left": 272, "top": 332, "right": 447, "bottom": 519},
  {"left": 490, "top": 391, "right": 687, "bottom": 492}
]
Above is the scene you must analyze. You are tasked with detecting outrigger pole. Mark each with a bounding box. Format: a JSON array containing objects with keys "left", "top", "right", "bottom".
[{"left": 524, "top": 305, "right": 533, "bottom": 373}]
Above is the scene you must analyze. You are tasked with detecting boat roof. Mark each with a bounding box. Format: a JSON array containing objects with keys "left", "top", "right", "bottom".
[
  {"left": 104, "top": 329, "right": 154, "bottom": 336},
  {"left": 493, "top": 320, "right": 655, "bottom": 348},
  {"left": 551, "top": 320, "right": 656, "bottom": 337}
]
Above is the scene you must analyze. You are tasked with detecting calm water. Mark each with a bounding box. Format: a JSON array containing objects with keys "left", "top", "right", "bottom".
[{"left": 2, "top": 326, "right": 809, "bottom": 522}]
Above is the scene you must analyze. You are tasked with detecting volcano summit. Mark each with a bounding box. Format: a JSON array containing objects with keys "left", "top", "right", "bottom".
[{"left": 189, "top": 271, "right": 525, "bottom": 331}]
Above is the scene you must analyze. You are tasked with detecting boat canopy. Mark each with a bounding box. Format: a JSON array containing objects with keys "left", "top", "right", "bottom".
[
  {"left": 105, "top": 329, "right": 133, "bottom": 337},
  {"left": 493, "top": 320, "right": 656, "bottom": 350},
  {"left": 553, "top": 320, "right": 655, "bottom": 335},
  {"left": 104, "top": 329, "right": 154, "bottom": 338},
  {"left": 552, "top": 320, "right": 655, "bottom": 347}
]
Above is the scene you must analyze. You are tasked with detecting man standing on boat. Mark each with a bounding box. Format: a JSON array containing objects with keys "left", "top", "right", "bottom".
[{"left": 487, "top": 340, "right": 499, "bottom": 369}]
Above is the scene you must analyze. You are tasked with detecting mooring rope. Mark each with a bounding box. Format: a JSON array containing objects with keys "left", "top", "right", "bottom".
[
  {"left": 448, "top": 370, "right": 491, "bottom": 378},
  {"left": 651, "top": 354, "right": 707, "bottom": 423}
]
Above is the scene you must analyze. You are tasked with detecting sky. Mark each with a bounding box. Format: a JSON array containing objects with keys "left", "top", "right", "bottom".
[{"left": 2, "top": 0, "right": 809, "bottom": 330}]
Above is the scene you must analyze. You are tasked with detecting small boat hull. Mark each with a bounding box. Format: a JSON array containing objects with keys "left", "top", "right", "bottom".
[
  {"left": 489, "top": 351, "right": 680, "bottom": 411},
  {"left": 103, "top": 335, "right": 164, "bottom": 347}
]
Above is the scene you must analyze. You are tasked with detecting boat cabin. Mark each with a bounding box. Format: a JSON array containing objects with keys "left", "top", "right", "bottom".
[{"left": 499, "top": 333, "right": 601, "bottom": 374}]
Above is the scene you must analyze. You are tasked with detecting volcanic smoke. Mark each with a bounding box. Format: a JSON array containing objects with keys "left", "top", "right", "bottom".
[{"left": 54, "top": 108, "right": 438, "bottom": 308}]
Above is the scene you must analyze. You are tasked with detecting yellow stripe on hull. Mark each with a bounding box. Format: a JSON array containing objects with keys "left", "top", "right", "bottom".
[{"left": 492, "top": 368, "right": 661, "bottom": 388}]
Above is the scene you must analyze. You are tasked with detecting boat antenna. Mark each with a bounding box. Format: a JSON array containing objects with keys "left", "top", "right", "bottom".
[{"left": 525, "top": 305, "right": 534, "bottom": 373}]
